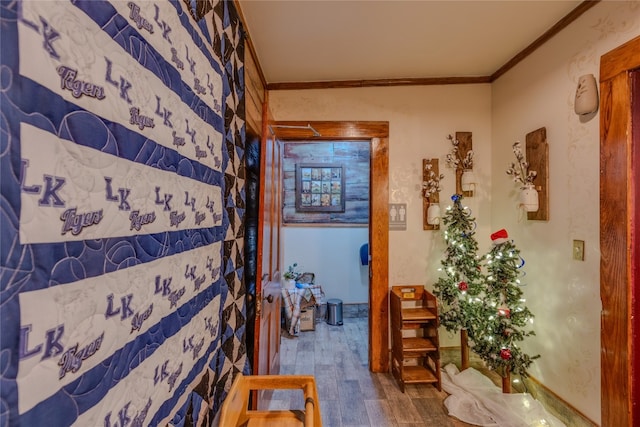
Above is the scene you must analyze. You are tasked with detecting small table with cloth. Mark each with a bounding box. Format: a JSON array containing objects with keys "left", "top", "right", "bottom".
[{"left": 281, "top": 284, "right": 324, "bottom": 335}]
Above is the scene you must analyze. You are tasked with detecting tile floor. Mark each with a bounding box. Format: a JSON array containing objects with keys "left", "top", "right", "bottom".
[{"left": 265, "top": 316, "right": 474, "bottom": 426}]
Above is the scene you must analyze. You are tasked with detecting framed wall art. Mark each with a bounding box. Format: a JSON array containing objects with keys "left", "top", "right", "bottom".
[{"left": 295, "top": 163, "right": 345, "bottom": 212}]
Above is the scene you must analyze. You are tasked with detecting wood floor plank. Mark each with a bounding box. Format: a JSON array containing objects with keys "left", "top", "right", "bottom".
[
  {"left": 297, "top": 338, "right": 315, "bottom": 352},
  {"left": 289, "top": 388, "right": 306, "bottom": 410},
  {"left": 320, "top": 399, "right": 343, "bottom": 427},
  {"left": 364, "top": 399, "right": 399, "bottom": 426},
  {"left": 265, "top": 399, "right": 293, "bottom": 411},
  {"left": 316, "top": 367, "right": 340, "bottom": 398},
  {"left": 334, "top": 351, "right": 361, "bottom": 381},
  {"left": 280, "top": 364, "right": 295, "bottom": 375},
  {"left": 294, "top": 350, "right": 315, "bottom": 375},
  {"left": 358, "top": 374, "right": 387, "bottom": 400},
  {"left": 404, "top": 383, "right": 443, "bottom": 398},
  {"left": 338, "top": 380, "right": 371, "bottom": 425},
  {"left": 263, "top": 317, "right": 481, "bottom": 426},
  {"left": 377, "top": 372, "right": 409, "bottom": 401},
  {"left": 411, "top": 397, "right": 446, "bottom": 423},
  {"left": 316, "top": 341, "right": 336, "bottom": 365},
  {"left": 387, "top": 397, "right": 423, "bottom": 424},
  {"left": 271, "top": 388, "right": 295, "bottom": 403}
]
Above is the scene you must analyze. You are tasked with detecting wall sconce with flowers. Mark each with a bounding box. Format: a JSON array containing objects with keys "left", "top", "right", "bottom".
[
  {"left": 446, "top": 132, "right": 476, "bottom": 197},
  {"left": 505, "top": 127, "right": 549, "bottom": 221},
  {"left": 422, "top": 158, "right": 444, "bottom": 230},
  {"left": 506, "top": 141, "right": 538, "bottom": 212}
]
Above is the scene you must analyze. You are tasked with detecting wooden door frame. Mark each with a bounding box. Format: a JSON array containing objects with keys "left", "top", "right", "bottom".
[
  {"left": 599, "top": 35, "right": 639, "bottom": 427},
  {"left": 253, "top": 95, "right": 282, "bottom": 385},
  {"left": 273, "top": 121, "right": 390, "bottom": 372}
]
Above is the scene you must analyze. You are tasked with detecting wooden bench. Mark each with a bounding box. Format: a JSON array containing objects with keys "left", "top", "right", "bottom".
[{"left": 218, "top": 374, "right": 322, "bottom": 426}]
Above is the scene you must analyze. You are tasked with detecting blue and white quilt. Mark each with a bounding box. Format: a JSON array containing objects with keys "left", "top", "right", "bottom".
[{"left": 0, "top": 1, "right": 247, "bottom": 425}]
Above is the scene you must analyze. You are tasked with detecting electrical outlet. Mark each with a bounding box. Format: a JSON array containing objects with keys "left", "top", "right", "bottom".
[{"left": 573, "top": 240, "right": 585, "bottom": 261}]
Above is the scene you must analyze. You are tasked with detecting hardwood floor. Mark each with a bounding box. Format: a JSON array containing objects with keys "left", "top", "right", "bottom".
[{"left": 266, "top": 316, "right": 474, "bottom": 426}]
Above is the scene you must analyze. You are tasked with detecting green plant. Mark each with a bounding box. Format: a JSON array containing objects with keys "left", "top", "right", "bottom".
[{"left": 283, "top": 263, "right": 300, "bottom": 280}]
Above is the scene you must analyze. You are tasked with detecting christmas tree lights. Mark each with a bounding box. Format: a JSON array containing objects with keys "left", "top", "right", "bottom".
[
  {"left": 432, "top": 201, "right": 540, "bottom": 383},
  {"left": 433, "top": 194, "right": 484, "bottom": 334},
  {"left": 470, "top": 229, "right": 540, "bottom": 378}
]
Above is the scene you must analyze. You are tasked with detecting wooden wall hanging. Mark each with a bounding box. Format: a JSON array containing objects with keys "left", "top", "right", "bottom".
[
  {"left": 454, "top": 131, "right": 474, "bottom": 197},
  {"left": 525, "top": 127, "right": 549, "bottom": 221}
]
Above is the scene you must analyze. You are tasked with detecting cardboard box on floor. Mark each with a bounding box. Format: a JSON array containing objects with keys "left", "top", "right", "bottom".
[{"left": 299, "top": 308, "right": 315, "bottom": 331}]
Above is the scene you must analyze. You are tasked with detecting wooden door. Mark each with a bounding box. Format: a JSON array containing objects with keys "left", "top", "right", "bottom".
[
  {"left": 632, "top": 68, "right": 639, "bottom": 427},
  {"left": 253, "top": 98, "right": 282, "bottom": 407},
  {"left": 272, "top": 121, "right": 389, "bottom": 373},
  {"left": 599, "top": 35, "right": 639, "bottom": 427}
]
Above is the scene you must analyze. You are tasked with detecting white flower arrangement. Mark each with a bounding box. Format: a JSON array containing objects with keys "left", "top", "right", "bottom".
[
  {"left": 505, "top": 141, "right": 537, "bottom": 186},
  {"left": 422, "top": 163, "right": 444, "bottom": 198},
  {"left": 445, "top": 134, "right": 474, "bottom": 170}
]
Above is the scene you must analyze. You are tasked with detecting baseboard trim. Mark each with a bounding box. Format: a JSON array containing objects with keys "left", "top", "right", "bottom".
[
  {"left": 342, "top": 302, "right": 368, "bottom": 318},
  {"left": 524, "top": 374, "right": 598, "bottom": 427}
]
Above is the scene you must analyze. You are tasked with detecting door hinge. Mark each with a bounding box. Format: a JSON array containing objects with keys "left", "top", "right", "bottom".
[{"left": 256, "top": 292, "right": 262, "bottom": 317}]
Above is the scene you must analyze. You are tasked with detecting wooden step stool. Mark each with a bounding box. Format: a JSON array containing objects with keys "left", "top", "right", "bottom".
[{"left": 218, "top": 374, "right": 322, "bottom": 426}]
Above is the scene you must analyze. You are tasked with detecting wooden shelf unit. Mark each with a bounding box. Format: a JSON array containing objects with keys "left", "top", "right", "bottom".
[{"left": 390, "top": 285, "right": 441, "bottom": 392}]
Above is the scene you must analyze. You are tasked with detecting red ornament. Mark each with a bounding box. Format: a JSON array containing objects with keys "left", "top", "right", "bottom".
[
  {"left": 458, "top": 281, "right": 468, "bottom": 291},
  {"left": 498, "top": 307, "right": 511, "bottom": 318},
  {"left": 500, "top": 348, "right": 512, "bottom": 360}
]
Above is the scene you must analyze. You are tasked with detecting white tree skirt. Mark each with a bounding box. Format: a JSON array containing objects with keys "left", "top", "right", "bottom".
[{"left": 441, "top": 364, "right": 566, "bottom": 427}]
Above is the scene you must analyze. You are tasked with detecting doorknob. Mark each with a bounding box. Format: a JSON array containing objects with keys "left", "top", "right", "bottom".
[{"left": 263, "top": 294, "right": 274, "bottom": 303}]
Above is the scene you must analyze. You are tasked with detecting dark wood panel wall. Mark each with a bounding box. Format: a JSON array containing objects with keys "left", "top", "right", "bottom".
[
  {"left": 245, "top": 50, "right": 265, "bottom": 135},
  {"left": 282, "top": 141, "right": 370, "bottom": 225}
]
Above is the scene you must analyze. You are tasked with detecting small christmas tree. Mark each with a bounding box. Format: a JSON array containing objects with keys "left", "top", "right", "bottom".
[
  {"left": 470, "top": 229, "right": 540, "bottom": 379},
  {"left": 433, "top": 194, "right": 485, "bottom": 335}
]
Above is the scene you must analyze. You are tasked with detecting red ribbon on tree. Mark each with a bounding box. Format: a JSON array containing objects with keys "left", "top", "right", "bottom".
[{"left": 500, "top": 348, "right": 512, "bottom": 360}]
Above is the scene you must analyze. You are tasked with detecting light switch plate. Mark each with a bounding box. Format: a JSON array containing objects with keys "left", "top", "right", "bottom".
[{"left": 573, "top": 240, "right": 585, "bottom": 261}]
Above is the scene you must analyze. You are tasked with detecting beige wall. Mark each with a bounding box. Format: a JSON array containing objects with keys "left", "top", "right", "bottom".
[
  {"left": 270, "top": 2, "right": 640, "bottom": 424},
  {"left": 491, "top": 2, "right": 640, "bottom": 424},
  {"left": 269, "top": 84, "right": 493, "bottom": 343},
  {"left": 282, "top": 227, "right": 370, "bottom": 304}
]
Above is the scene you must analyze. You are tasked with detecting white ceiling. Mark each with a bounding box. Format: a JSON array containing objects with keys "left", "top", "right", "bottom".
[{"left": 237, "top": 0, "right": 584, "bottom": 85}]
